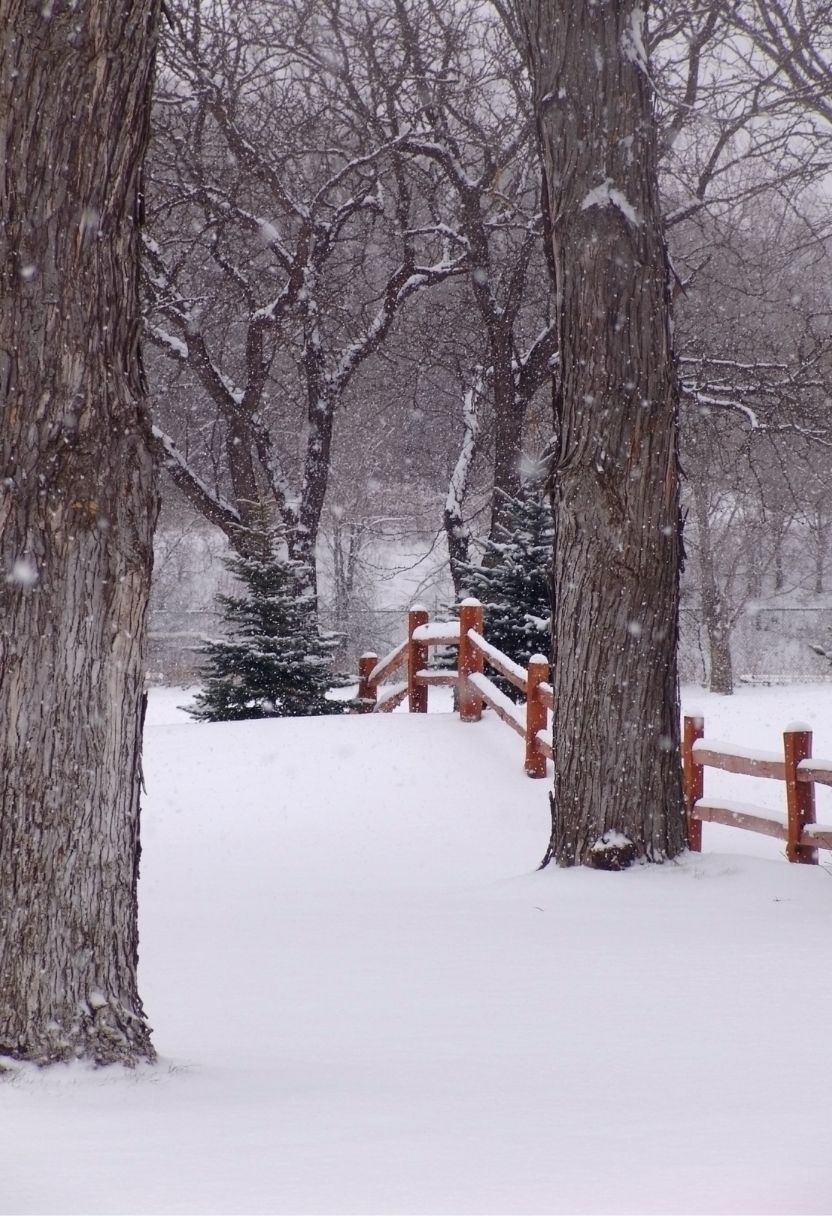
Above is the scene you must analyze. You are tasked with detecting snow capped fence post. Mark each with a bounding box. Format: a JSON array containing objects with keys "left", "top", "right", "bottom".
[
  {"left": 683, "top": 715, "right": 704, "bottom": 851},
  {"left": 458, "top": 598, "right": 484, "bottom": 723},
  {"left": 525, "top": 655, "right": 550, "bottom": 778},
  {"left": 357, "top": 653, "right": 378, "bottom": 713},
  {"left": 408, "top": 606, "right": 429, "bottom": 714},
  {"left": 784, "top": 726, "right": 818, "bottom": 865}
]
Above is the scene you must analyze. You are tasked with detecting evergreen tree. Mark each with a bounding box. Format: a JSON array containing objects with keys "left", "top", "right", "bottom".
[
  {"left": 457, "top": 487, "right": 553, "bottom": 701},
  {"left": 190, "top": 522, "right": 344, "bottom": 721}
]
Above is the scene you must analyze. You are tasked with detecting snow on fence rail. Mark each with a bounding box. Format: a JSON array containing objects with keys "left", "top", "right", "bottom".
[
  {"left": 353, "top": 599, "right": 552, "bottom": 779},
  {"left": 682, "top": 714, "right": 832, "bottom": 864}
]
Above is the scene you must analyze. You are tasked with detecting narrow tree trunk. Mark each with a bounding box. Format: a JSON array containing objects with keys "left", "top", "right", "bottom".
[
  {"left": 746, "top": 515, "right": 763, "bottom": 601},
  {"left": 490, "top": 334, "right": 524, "bottom": 541},
  {"left": 0, "top": 0, "right": 161, "bottom": 1063},
  {"left": 774, "top": 544, "right": 784, "bottom": 590},
  {"left": 706, "top": 615, "right": 734, "bottom": 695},
  {"left": 444, "top": 374, "right": 481, "bottom": 597},
  {"left": 331, "top": 518, "right": 363, "bottom": 657},
  {"left": 813, "top": 508, "right": 826, "bottom": 595},
  {"left": 772, "top": 520, "right": 785, "bottom": 592},
  {"left": 692, "top": 482, "right": 733, "bottom": 695},
  {"left": 297, "top": 362, "right": 337, "bottom": 602},
  {"left": 444, "top": 506, "right": 472, "bottom": 600},
  {"left": 514, "top": 0, "right": 687, "bottom": 866}
]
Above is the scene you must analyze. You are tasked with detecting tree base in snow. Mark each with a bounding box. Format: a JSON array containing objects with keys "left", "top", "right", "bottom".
[
  {"left": 585, "top": 832, "right": 637, "bottom": 872},
  {"left": 543, "top": 796, "right": 646, "bottom": 870},
  {"left": 1, "top": 1004, "right": 155, "bottom": 1068}
]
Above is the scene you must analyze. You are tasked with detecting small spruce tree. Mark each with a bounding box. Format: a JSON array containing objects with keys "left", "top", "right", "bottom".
[
  {"left": 190, "top": 519, "right": 343, "bottom": 721},
  {"left": 457, "top": 487, "right": 553, "bottom": 701}
]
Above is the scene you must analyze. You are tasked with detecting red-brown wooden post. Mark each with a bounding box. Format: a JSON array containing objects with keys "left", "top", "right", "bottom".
[
  {"left": 525, "top": 654, "right": 550, "bottom": 778},
  {"left": 356, "top": 652, "right": 378, "bottom": 713},
  {"left": 458, "top": 598, "right": 484, "bottom": 722},
  {"left": 784, "top": 726, "right": 817, "bottom": 864},
  {"left": 683, "top": 714, "right": 704, "bottom": 851},
  {"left": 407, "top": 606, "right": 429, "bottom": 714}
]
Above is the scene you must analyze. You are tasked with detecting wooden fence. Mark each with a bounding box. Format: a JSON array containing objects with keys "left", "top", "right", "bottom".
[
  {"left": 683, "top": 714, "right": 832, "bottom": 864},
  {"left": 354, "top": 599, "right": 553, "bottom": 779},
  {"left": 352, "top": 604, "right": 832, "bottom": 859}
]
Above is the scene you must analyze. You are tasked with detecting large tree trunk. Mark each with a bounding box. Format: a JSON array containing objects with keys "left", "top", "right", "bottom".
[
  {"left": 0, "top": 0, "right": 161, "bottom": 1063},
  {"left": 513, "top": 0, "right": 687, "bottom": 866}
]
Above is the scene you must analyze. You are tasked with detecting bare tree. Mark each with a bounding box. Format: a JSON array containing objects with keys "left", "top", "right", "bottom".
[
  {"left": 0, "top": 0, "right": 160, "bottom": 1063},
  {"left": 440, "top": 0, "right": 830, "bottom": 601},
  {"left": 145, "top": 0, "right": 465, "bottom": 594},
  {"left": 143, "top": 0, "right": 832, "bottom": 672},
  {"left": 683, "top": 413, "right": 750, "bottom": 694},
  {"left": 676, "top": 196, "right": 832, "bottom": 691},
  {"left": 385, "top": 0, "right": 557, "bottom": 543},
  {"left": 508, "top": 0, "right": 687, "bottom": 867},
  {"left": 653, "top": 4, "right": 829, "bottom": 230},
  {"left": 195, "top": 0, "right": 557, "bottom": 564},
  {"left": 724, "top": 1, "right": 832, "bottom": 136}
]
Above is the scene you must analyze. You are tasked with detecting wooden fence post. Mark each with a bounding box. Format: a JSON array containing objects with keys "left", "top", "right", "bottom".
[
  {"left": 407, "top": 606, "right": 429, "bottom": 714},
  {"left": 683, "top": 714, "right": 704, "bottom": 852},
  {"left": 458, "top": 598, "right": 484, "bottom": 723},
  {"left": 525, "top": 654, "right": 549, "bottom": 778},
  {"left": 784, "top": 726, "right": 817, "bottom": 864},
  {"left": 356, "top": 652, "right": 378, "bottom": 713}
]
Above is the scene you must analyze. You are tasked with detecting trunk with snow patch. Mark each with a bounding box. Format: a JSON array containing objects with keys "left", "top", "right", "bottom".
[{"left": 513, "top": 0, "right": 687, "bottom": 865}]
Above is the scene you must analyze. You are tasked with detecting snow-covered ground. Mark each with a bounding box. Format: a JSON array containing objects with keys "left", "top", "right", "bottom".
[{"left": 5, "top": 686, "right": 832, "bottom": 1214}]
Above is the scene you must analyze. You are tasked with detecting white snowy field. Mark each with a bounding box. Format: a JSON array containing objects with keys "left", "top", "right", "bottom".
[{"left": 5, "top": 686, "right": 832, "bottom": 1215}]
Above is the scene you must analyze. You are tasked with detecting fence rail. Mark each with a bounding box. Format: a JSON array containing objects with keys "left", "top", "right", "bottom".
[
  {"left": 353, "top": 599, "right": 551, "bottom": 779},
  {"left": 682, "top": 714, "right": 832, "bottom": 863}
]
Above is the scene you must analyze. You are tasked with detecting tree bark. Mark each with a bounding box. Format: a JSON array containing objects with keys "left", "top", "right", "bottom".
[
  {"left": 512, "top": 0, "right": 687, "bottom": 866},
  {"left": 0, "top": 0, "right": 161, "bottom": 1063}
]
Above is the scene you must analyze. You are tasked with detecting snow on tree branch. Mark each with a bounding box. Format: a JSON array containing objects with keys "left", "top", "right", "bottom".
[{"left": 150, "top": 426, "right": 242, "bottom": 536}]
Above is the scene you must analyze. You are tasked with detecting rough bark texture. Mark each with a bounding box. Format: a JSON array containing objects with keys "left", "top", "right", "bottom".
[
  {"left": 512, "top": 0, "right": 687, "bottom": 865},
  {"left": 0, "top": 0, "right": 161, "bottom": 1063}
]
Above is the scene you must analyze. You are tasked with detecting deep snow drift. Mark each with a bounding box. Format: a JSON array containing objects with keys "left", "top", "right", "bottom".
[{"left": 4, "top": 686, "right": 832, "bottom": 1215}]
